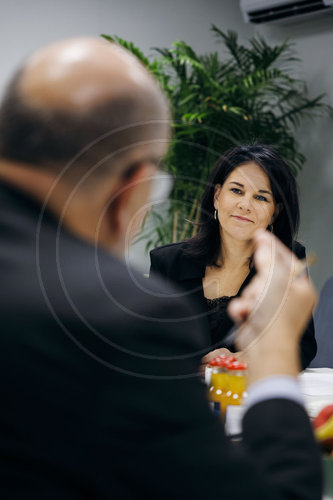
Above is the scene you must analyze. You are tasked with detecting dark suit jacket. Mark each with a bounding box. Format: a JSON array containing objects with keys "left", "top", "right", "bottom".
[
  {"left": 150, "top": 241, "right": 317, "bottom": 370},
  {"left": 0, "top": 180, "right": 322, "bottom": 499}
]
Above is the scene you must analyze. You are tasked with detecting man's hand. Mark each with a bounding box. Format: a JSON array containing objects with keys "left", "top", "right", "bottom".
[
  {"left": 228, "top": 230, "right": 317, "bottom": 383},
  {"left": 200, "top": 349, "right": 246, "bottom": 376},
  {"left": 200, "top": 348, "right": 233, "bottom": 375}
]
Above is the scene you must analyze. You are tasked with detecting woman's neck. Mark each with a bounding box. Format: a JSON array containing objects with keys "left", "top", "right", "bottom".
[{"left": 218, "top": 233, "right": 253, "bottom": 270}]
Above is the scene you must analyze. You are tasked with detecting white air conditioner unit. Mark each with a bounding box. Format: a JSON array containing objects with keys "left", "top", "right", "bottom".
[{"left": 240, "top": 0, "right": 333, "bottom": 24}]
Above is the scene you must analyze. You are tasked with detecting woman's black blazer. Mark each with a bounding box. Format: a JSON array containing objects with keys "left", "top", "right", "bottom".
[{"left": 150, "top": 240, "right": 317, "bottom": 370}]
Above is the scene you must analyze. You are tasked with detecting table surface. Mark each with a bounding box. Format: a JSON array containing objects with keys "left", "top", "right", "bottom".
[
  {"left": 208, "top": 367, "right": 333, "bottom": 498},
  {"left": 299, "top": 367, "right": 333, "bottom": 418},
  {"left": 221, "top": 367, "right": 333, "bottom": 438},
  {"left": 300, "top": 369, "right": 333, "bottom": 499}
]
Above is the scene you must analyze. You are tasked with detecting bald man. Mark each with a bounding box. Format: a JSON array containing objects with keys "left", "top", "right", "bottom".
[{"left": 0, "top": 38, "right": 322, "bottom": 499}]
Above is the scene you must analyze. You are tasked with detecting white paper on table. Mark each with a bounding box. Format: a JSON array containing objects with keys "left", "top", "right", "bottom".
[
  {"left": 225, "top": 405, "right": 245, "bottom": 436},
  {"left": 299, "top": 368, "right": 333, "bottom": 397},
  {"left": 303, "top": 397, "right": 333, "bottom": 419},
  {"left": 298, "top": 368, "right": 333, "bottom": 418}
]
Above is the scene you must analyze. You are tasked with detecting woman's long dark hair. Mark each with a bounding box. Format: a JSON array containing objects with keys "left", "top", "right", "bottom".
[{"left": 185, "top": 144, "right": 300, "bottom": 266}]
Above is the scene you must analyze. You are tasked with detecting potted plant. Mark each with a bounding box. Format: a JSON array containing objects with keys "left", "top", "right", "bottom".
[{"left": 102, "top": 27, "right": 331, "bottom": 249}]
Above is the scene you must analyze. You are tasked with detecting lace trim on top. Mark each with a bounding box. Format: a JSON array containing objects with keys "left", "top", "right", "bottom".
[
  {"left": 206, "top": 295, "right": 234, "bottom": 306},
  {"left": 205, "top": 295, "right": 236, "bottom": 347}
]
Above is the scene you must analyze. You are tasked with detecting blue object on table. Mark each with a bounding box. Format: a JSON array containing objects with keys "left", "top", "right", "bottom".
[
  {"left": 310, "top": 277, "right": 333, "bottom": 368},
  {"left": 323, "top": 456, "right": 333, "bottom": 499}
]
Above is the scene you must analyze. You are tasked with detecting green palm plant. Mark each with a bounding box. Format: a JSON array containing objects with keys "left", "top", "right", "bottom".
[{"left": 101, "top": 27, "right": 331, "bottom": 249}]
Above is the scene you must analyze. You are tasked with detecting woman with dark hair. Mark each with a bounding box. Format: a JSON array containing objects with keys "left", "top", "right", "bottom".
[{"left": 150, "top": 144, "right": 317, "bottom": 369}]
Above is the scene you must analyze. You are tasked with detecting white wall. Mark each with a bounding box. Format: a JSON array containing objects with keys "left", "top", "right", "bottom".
[
  {"left": 252, "top": 17, "right": 333, "bottom": 292},
  {"left": 0, "top": 0, "right": 252, "bottom": 95},
  {"left": 0, "top": 0, "right": 332, "bottom": 290}
]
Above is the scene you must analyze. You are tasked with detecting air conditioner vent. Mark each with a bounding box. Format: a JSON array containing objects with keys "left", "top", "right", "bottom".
[{"left": 246, "top": 0, "right": 332, "bottom": 24}]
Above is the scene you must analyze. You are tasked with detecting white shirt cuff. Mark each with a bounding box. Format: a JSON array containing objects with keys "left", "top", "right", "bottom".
[{"left": 245, "top": 375, "right": 304, "bottom": 410}]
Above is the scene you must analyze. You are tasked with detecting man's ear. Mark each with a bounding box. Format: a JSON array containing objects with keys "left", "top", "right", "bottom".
[
  {"left": 106, "top": 163, "right": 156, "bottom": 237},
  {"left": 213, "top": 184, "right": 222, "bottom": 210}
]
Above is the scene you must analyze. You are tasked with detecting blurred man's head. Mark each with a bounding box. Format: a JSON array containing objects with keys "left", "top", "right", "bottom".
[
  {"left": 0, "top": 37, "right": 170, "bottom": 179},
  {"left": 0, "top": 37, "right": 170, "bottom": 253}
]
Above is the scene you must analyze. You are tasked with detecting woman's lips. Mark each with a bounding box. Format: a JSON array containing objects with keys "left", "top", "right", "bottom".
[{"left": 232, "top": 215, "right": 253, "bottom": 223}]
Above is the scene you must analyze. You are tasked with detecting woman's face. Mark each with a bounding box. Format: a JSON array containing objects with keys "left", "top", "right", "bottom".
[{"left": 214, "top": 162, "right": 279, "bottom": 242}]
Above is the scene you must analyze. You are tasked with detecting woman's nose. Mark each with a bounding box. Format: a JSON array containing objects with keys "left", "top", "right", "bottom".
[{"left": 237, "top": 197, "right": 252, "bottom": 211}]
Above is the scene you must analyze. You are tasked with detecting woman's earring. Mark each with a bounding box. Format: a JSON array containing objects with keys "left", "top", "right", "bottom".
[
  {"left": 214, "top": 209, "right": 218, "bottom": 220},
  {"left": 268, "top": 224, "right": 274, "bottom": 233}
]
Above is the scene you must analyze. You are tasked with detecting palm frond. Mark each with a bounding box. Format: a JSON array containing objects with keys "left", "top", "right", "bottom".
[
  {"left": 101, "top": 28, "right": 332, "bottom": 250},
  {"left": 101, "top": 34, "right": 150, "bottom": 67}
]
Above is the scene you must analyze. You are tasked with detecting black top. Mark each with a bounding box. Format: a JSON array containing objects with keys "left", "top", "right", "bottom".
[
  {"left": 150, "top": 240, "right": 317, "bottom": 369},
  {"left": 0, "top": 180, "right": 322, "bottom": 498},
  {"left": 206, "top": 295, "right": 235, "bottom": 346}
]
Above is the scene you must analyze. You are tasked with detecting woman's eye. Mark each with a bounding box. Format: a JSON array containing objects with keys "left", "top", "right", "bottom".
[
  {"left": 256, "top": 195, "right": 268, "bottom": 202},
  {"left": 230, "top": 188, "right": 242, "bottom": 194}
]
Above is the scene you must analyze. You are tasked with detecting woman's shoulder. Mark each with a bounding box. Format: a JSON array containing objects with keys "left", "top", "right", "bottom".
[
  {"left": 150, "top": 240, "right": 200, "bottom": 280},
  {"left": 150, "top": 241, "right": 190, "bottom": 274},
  {"left": 150, "top": 241, "right": 190, "bottom": 259}
]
